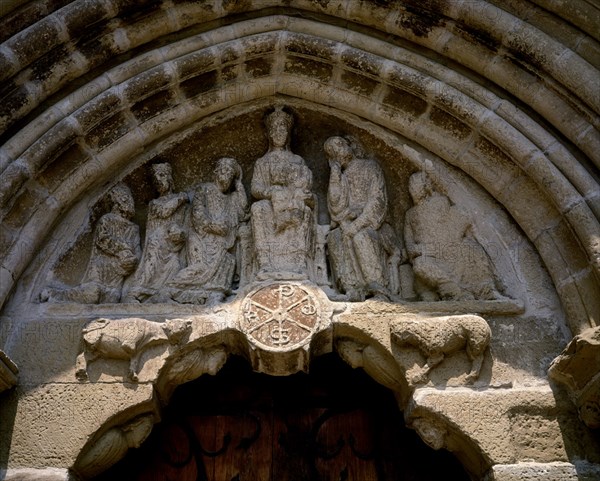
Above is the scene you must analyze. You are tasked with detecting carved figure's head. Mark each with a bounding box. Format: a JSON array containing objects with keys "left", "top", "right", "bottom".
[
  {"left": 151, "top": 163, "right": 174, "bottom": 195},
  {"left": 109, "top": 183, "right": 135, "bottom": 219},
  {"left": 163, "top": 318, "right": 193, "bottom": 344},
  {"left": 344, "top": 134, "right": 367, "bottom": 158},
  {"left": 324, "top": 136, "right": 353, "bottom": 168},
  {"left": 265, "top": 107, "right": 293, "bottom": 149},
  {"left": 215, "top": 157, "right": 241, "bottom": 192},
  {"left": 411, "top": 417, "right": 447, "bottom": 450},
  {"left": 408, "top": 171, "right": 433, "bottom": 204}
]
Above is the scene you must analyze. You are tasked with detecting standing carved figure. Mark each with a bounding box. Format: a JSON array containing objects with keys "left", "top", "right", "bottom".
[
  {"left": 169, "top": 157, "right": 247, "bottom": 304},
  {"left": 404, "top": 171, "right": 504, "bottom": 301},
  {"left": 250, "top": 107, "right": 315, "bottom": 280},
  {"left": 325, "top": 136, "right": 400, "bottom": 301},
  {"left": 123, "top": 163, "right": 188, "bottom": 303},
  {"left": 41, "top": 183, "right": 140, "bottom": 303}
]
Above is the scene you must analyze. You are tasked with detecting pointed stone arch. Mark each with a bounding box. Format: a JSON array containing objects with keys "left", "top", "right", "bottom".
[
  {"left": 1, "top": 2, "right": 599, "bottom": 480},
  {"left": 1, "top": 20, "right": 597, "bottom": 330}
]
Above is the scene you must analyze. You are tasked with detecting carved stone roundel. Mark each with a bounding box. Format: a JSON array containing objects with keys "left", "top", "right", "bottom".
[{"left": 241, "top": 284, "right": 320, "bottom": 351}]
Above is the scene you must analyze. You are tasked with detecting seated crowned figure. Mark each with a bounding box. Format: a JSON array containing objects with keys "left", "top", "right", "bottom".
[{"left": 250, "top": 107, "right": 316, "bottom": 280}]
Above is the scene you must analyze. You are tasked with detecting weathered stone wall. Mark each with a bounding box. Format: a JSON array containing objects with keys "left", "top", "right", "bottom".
[{"left": 0, "top": 1, "right": 598, "bottom": 480}]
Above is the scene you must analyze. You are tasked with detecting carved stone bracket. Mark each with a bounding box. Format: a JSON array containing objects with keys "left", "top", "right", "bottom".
[
  {"left": 239, "top": 282, "right": 334, "bottom": 375},
  {"left": 549, "top": 326, "right": 600, "bottom": 430},
  {"left": 73, "top": 413, "right": 156, "bottom": 479}
]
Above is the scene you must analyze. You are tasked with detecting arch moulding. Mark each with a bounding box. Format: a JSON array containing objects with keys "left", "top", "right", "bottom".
[{"left": 1, "top": 2, "right": 599, "bottom": 481}]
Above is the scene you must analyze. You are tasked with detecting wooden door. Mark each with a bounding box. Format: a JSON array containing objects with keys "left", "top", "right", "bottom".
[{"left": 95, "top": 355, "right": 469, "bottom": 481}]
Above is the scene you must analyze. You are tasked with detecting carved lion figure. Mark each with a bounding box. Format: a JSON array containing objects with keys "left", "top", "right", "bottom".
[
  {"left": 392, "top": 314, "right": 491, "bottom": 384},
  {"left": 76, "top": 317, "right": 192, "bottom": 382}
]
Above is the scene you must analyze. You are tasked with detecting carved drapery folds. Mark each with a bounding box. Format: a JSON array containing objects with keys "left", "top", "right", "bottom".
[
  {"left": 122, "top": 163, "right": 188, "bottom": 304},
  {"left": 326, "top": 135, "right": 402, "bottom": 301},
  {"left": 40, "top": 107, "right": 512, "bottom": 309},
  {"left": 404, "top": 172, "right": 507, "bottom": 302},
  {"left": 168, "top": 157, "right": 247, "bottom": 304},
  {"left": 36, "top": 106, "right": 519, "bottom": 403},
  {"left": 41, "top": 183, "right": 141, "bottom": 304},
  {"left": 251, "top": 108, "right": 315, "bottom": 281}
]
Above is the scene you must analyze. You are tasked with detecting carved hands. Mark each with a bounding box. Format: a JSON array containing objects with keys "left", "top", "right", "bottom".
[
  {"left": 117, "top": 249, "right": 139, "bottom": 274},
  {"left": 204, "top": 221, "right": 229, "bottom": 237},
  {"left": 340, "top": 220, "right": 360, "bottom": 238},
  {"left": 167, "top": 224, "right": 186, "bottom": 249}
]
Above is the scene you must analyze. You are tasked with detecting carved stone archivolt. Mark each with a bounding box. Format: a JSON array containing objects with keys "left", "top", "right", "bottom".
[
  {"left": 1, "top": 0, "right": 599, "bottom": 476},
  {"left": 21, "top": 103, "right": 582, "bottom": 480}
]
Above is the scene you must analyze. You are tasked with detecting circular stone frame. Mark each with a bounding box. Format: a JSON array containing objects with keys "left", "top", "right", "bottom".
[{"left": 240, "top": 283, "right": 321, "bottom": 352}]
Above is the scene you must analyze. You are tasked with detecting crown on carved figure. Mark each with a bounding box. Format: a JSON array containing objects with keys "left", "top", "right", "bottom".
[{"left": 265, "top": 105, "right": 293, "bottom": 130}]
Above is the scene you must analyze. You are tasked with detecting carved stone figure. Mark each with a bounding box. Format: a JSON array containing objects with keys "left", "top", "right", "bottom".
[
  {"left": 123, "top": 163, "right": 188, "bottom": 303},
  {"left": 168, "top": 157, "right": 247, "bottom": 304},
  {"left": 392, "top": 314, "right": 491, "bottom": 384},
  {"left": 75, "top": 317, "right": 193, "bottom": 382},
  {"left": 410, "top": 418, "right": 448, "bottom": 451},
  {"left": 404, "top": 172, "right": 505, "bottom": 301},
  {"left": 549, "top": 326, "right": 600, "bottom": 429},
  {"left": 41, "top": 183, "right": 141, "bottom": 303},
  {"left": 325, "top": 136, "right": 401, "bottom": 301},
  {"left": 250, "top": 107, "right": 315, "bottom": 280}
]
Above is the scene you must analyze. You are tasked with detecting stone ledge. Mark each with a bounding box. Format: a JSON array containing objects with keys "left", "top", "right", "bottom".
[
  {"left": 406, "top": 385, "right": 600, "bottom": 468},
  {"left": 484, "top": 461, "right": 600, "bottom": 481},
  {"left": 0, "top": 468, "right": 76, "bottom": 481}
]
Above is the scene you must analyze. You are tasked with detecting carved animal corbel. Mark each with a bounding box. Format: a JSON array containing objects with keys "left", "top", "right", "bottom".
[
  {"left": 75, "top": 317, "right": 193, "bottom": 382},
  {"left": 392, "top": 314, "right": 491, "bottom": 385}
]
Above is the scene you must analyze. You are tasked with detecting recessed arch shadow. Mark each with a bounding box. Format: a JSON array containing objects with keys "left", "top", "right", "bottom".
[{"left": 89, "top": 353, "right": 474, "bottom": 481}]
